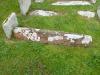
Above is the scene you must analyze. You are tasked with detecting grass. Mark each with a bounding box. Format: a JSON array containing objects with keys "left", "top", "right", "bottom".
[{"left": 0, "top": 0, "right": 100, "bottom": 75}]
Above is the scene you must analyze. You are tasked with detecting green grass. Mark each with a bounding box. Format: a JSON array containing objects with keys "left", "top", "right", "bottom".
[{"left": 0, "top": 0, "right": 100, "bottom": 75}]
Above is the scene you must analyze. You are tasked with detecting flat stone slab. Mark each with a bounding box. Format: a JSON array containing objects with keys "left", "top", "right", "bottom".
[
  {"left": 29, "top": 10, "right": 58, "bottom": 16},
  {"left": 78, "top": 11, "right": 95, "bottom": 18},
  {"left": 52, "top": 1, "right": 91, "bottom": 6},
  {"left": 13, "top": 27, "right": 92, "bottom": 46}
]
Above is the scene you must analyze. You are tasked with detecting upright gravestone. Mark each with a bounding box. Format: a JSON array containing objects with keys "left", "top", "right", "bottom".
[
  {"left": 35, "top": 0, "right": 44, "bottom": 3},
  {"left": 2, "top": 13, "right": 18, "bottom": 39},
  {"left": 18, "top": 0, "right": 31, "bottom": 15}
]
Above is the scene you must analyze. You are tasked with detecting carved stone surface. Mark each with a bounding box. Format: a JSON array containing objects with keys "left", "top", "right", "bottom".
[
  {"left": 18, "top": 0, "right": 31, "bottom": 15},
  {"left": 13, "top": 27, "right": 92, "bottom": 46},
  {"left": 2, "top": 13, "right": 18, "bottom": 39}
]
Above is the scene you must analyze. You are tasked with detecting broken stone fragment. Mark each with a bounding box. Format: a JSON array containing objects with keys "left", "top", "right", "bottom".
[
  {"left": 78, "top": 11, "right": 95, "bottom": 18},
  {"left": 29, "top": 10, "right": 58, "bottom": 16},
  {"left": 2, "top": 13, "right": 18, "bottom": 39},
  {"left": 13, "top": 27, "right": 92, "bottom": 46},
  {"left": 35, "top": 0, "right": 44, "bottom": 3},
  {"left": 18, "top": 0, "right": 31, "bottom": 15},
  {"left": 52, "top": 1, "right": 91, "bottom": 6}
]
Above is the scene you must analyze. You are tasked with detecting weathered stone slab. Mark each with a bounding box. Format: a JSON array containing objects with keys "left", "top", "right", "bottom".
[
  {"left": 29, "top": 10, "right": 58, "bottom": 16},
  {"left": 13, "top": 27, "right": 92, "bottom": 46},
  {"left": 18, "top": 0, "right": 31, "bottom": 15},
  {"left": 78, "top": 11, "right": 95, "bottom": 18},
  {"left": 52, "top": 1, "right": 91, "bottom": 6},
  {"left": 35, "top": 0, "right": 44, "bottom": 3},
  {"left": 2, "top": 13, "right": 18, "bottom": 39}
]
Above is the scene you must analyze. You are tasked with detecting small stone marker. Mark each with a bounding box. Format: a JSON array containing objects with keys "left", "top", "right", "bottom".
[
  {"left": 35, "top": 0, "right": 44, "bottom": 3},
  {"left": 2, "top": 13, "right": 18, "bottom": 39},
  {"left": 29, "top": 10, "right": 58, "bottom": 16},
  {"left": 78, "top": 11, "right": 95, "bottom": 18},
  {"left": 13, "top": 27, "right": 92, "bottom": 46},
  {"left": 97, "top": 6, "right": 100, "bottom": 19},
  {"left": 18, "top": 0, "right": 31, "bottom": 15}
]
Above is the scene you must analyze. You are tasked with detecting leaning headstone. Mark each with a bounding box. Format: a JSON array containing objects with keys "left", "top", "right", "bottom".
[
  {"left": 2, "top": 13, "right": 18, "bottom": 39},
  {"left": 35, "top": 0, "right": 44, "bottom": 3},
  {"left": 97, "top": 6, "right": 100, "bottom": 18},
  {"left": 90, "top": 0, "right": 96, "bottom": 3},
  {"left": 18, "top": 0, "right": 31, "bottom": 15}
]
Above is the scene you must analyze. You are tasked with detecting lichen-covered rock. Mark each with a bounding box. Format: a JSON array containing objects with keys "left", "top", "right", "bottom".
[
  {"left": 29, "top": 10, "right": 58, "bottom": 16},
  {"left": 18, "top": 0, "right": 31, "bottom": 15},
  {"left": 35, "top": 0, "right": 44, "bottom": 3},
  {"left": 13, "top": 27, "right": 92, "bottom": 46},
  {"left": 78, "top": 11, "right": 95, "bottom": 18},
  {"left": 2, "top": 13, "right": 18, "bottom": 39}
]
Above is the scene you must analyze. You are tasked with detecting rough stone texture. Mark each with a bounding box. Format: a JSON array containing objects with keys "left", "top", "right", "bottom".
[
  {"left": 78, "top": 11, "right": 95, "bottom": 18},
  {"left": 97, "top": 6, "right": 100, "bottom": 19},
  {"left": 13, "top": 27, "right": 92, "bottom": 46},
  {"left": 35, "top": 0, "right": 44, "bottom": 3},
  {"left": 18, "top": 0, "right": 31, "bottom": 15},
  {"left": 2, "top": 13, "right": 18, "bottom": 39},
  {"left": 29, "top": 10, "right": 58, "bottom": 16},
  {"left": 52, "top": 1, "right": 91, "bottom": 6},
  {"left": 90, "top": 0, "right": 96, "bottom": 3}
]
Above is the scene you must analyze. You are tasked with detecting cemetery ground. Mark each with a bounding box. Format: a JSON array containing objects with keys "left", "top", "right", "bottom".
[{"left": 0, "top": 0, "right": 100, "bottom": 75}]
